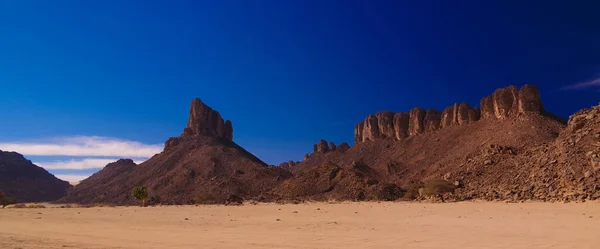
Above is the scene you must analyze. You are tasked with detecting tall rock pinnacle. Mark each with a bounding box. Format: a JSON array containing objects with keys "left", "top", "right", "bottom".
[{"left": 184, "top": 98, "right": 233, "bottom": 140}]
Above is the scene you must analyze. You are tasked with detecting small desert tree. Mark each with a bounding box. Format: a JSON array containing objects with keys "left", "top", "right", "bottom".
[
  {"left": 132, "top": 186, "right": 149, "bottom": 207},
  {"left": 0, "top": 192, "right": 17, "bottom": 208}
]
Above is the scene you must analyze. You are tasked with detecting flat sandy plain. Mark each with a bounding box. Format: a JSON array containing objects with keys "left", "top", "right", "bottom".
[{"left": 1, "top": 202, "right": 599, "bottom": 249}]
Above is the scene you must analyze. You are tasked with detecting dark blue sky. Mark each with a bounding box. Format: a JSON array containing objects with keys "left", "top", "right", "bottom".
[{"left": 1, "top": 1, "right": 599, "bottom": 174}]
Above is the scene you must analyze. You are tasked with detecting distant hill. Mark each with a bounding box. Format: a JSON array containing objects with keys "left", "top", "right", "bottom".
[{"left": 0, "top": 150, "right": 71, "bottom": 202}]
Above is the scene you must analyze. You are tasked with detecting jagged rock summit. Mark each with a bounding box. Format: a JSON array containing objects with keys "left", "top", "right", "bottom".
[
  {"left": 185, "top": 98, "right": 233, "bottom": 140},
  {"left": 165, "top": 98, "right": 233, "bottom": 151},
  {"left": 354, "top": 84, "right": 546, "bottom": 143},
  {"left": 0, "top": 150, "right": 71, "bottom": 202},
  {"left": 61, "top": 98, "right": 290, "bottom": 205}
]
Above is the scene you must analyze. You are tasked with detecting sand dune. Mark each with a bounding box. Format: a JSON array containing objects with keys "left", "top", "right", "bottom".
[{"left": 1, "top": 202, "right": 599, "bottom": 249}]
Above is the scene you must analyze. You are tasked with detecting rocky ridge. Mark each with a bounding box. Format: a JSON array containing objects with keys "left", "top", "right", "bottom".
[{"left": 354, "top": 85, "right": 545, "bottom": 143}]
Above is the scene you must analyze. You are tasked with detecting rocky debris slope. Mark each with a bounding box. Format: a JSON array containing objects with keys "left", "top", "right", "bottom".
[
  {"left": 281, "top": 140, "right": 351, "bottom": 174},
  {"left": 273, "top": 85, "right": 571, "bottom": 202},
  {"left": 354, "top": 85, "right": 547, "bottom": 143},
  {"left": 448, "top": 104, "right": 600, "bottom": 202},
  {"left": 61, "top": 99, "right": 291, "bottom": 205},
  {"left": 0, "top": 150, "right": 71, "bottom": 202}
]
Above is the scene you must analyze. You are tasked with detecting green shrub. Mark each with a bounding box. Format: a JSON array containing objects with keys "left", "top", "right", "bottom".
[
  {"left": 403, "top": 182, "right": 425, "bottom": 200},
  {"left": 10, "top": 204, "right": 26, "bottom": 208},
  {"left": 132, "top": 186, "right": 149, "bottom": 207},
  {"left": 0, "top": 192, "right": 17, "bottom": 208},
  {"left": 1, "top": 197, "right": 16, "bottom": 208},
  {"left": 27, "top": 204, "right": 45, "bottom": 209},
  {"left": 419, "top": 179, "right": 457, "bottom": 197},
  {"left": 195, "top": 191, "right": 217, "bottom": 205}
]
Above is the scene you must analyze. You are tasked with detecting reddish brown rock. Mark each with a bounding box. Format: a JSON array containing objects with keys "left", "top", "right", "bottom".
[
  {"left": 480, "top": 96, "right": 495, "bottom": 119},
  {"left": 408, "top": 107, "right": 426, "bottom": 136},
  {"left": 376, "top": 111, "right": 396, "bottom": 139},
  {"left": 394, "top": 112, "right": 410, "bottom": 140},
  {"left": 186, "top": 98, "right": 233, "bottom": 140},
  {"left": 0, "top": 150, "right": 71, "bottom": 202},
  {"left": 336, "top": 142, "right": 351, "bottom": 153},
  {"left": 423, "top": 108, "right": 442, "bottom": 132},
  {"left": 164, "top": 137, "right": 181, "bottom": 151},
  {"left": 457, "top": 102, "right": 472, "bottom": 125},
  {"left": 518, "top": 84, "right": 544, "bottom": 113},
  {"left": 468, "top": 107, "right": 481, "bottom": 122},
  {"left": 452, "top": 103, "right": 460, "bottom": 124},
  {"left": 329, "top": 142, "right": 337, "bottom": 151},
  {"left": 492, "top": 85, "right": 519, "bottom": 118},
  {"left": 353, "top": 85, "right": 546, "bottom": 144},
  {"left": 441, "top": 105, "right": 455, "bottom": 128},
  {"left": 363, "top": 115, "right": 380, "bottom": 142},
  {"left": 314, "top": 139, "right": 330, "bottom": 153},
  {"left": 354, "top": 122, "right": 364, "bottom": 144},
  {"left": 480, "top": 85, "right": 543, "bottom": 120}
]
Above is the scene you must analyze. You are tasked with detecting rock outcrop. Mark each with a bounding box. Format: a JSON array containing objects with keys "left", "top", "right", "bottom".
[
  {"left": 354, "top": 85, "right": 545, "bottom": 143},
  {"left": 480, "top": 85, "right": 544, "bottom": 119},
  {"left": 165, "top": 98, "right": 234, "bottom": 151},
  {"left": 185, "top": 98, "right": 233, "bottom": 140},
  {"left": 314, "top": 139, "right": 330, "bottom": 153}
]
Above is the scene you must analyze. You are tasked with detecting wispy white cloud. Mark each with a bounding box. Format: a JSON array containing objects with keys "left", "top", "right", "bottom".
[
  {"left": 562, "top": 75, "right": 600, "bottom": 90},
  {"left": 54, "top": 174, "right": 91, "bottom": 182},
  {"left": 0, "top": 136, "right": 162, "bottom": 157},
  {"left": 34, "top": 158, "right": 144, "bottom": 170}
]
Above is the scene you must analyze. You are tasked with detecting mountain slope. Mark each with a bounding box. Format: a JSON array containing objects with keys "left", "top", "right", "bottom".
[
  {"left": 61, "top": 99, "right": 291, "bottom": 205},
  {"left": 0, "top": 150, "right": 71, "bottom": 202},
  {"left": 272, "top": 85, "right": 573, "bottom": 201}
]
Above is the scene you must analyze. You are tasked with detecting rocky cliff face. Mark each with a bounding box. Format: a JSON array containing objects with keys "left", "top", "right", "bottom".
[
  {"left": 165, "top": 98, "right": 234, "bottom": 150},
  {"left": 354, "top": 85, "right": 545, "bottom": 143}
]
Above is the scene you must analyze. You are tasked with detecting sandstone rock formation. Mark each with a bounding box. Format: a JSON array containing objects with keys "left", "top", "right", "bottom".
[
  {"left": 61, "top": 99, "right": 290, "bottom": 205},
  {"left": 393, "top": 112, "right": 410, "bottom": 140},
  {"left": 165, "top": 98, "right": 234, "bottom": 151},
  {"left": 480, "top": 84, "right": 544, "bottom": 119},
  {"left": 408, "top": 107, "right": 426, "bottom": 136},
  {"left": 185, "top": 98, "right": 233, "bottom": 140},
  {"left": 354, "top": 85, "right": 545, "bottom": 143},
  {"left": 336, "top": 142, "right": 351, "bottom": 153},
  {"left": 315, "top": 139, "right": 330, "bottom": 153}
]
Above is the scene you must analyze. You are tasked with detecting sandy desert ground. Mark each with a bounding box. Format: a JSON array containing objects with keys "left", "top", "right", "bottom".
[{"left": 1, "top": 202, "right": 599, "bottom": 249}]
